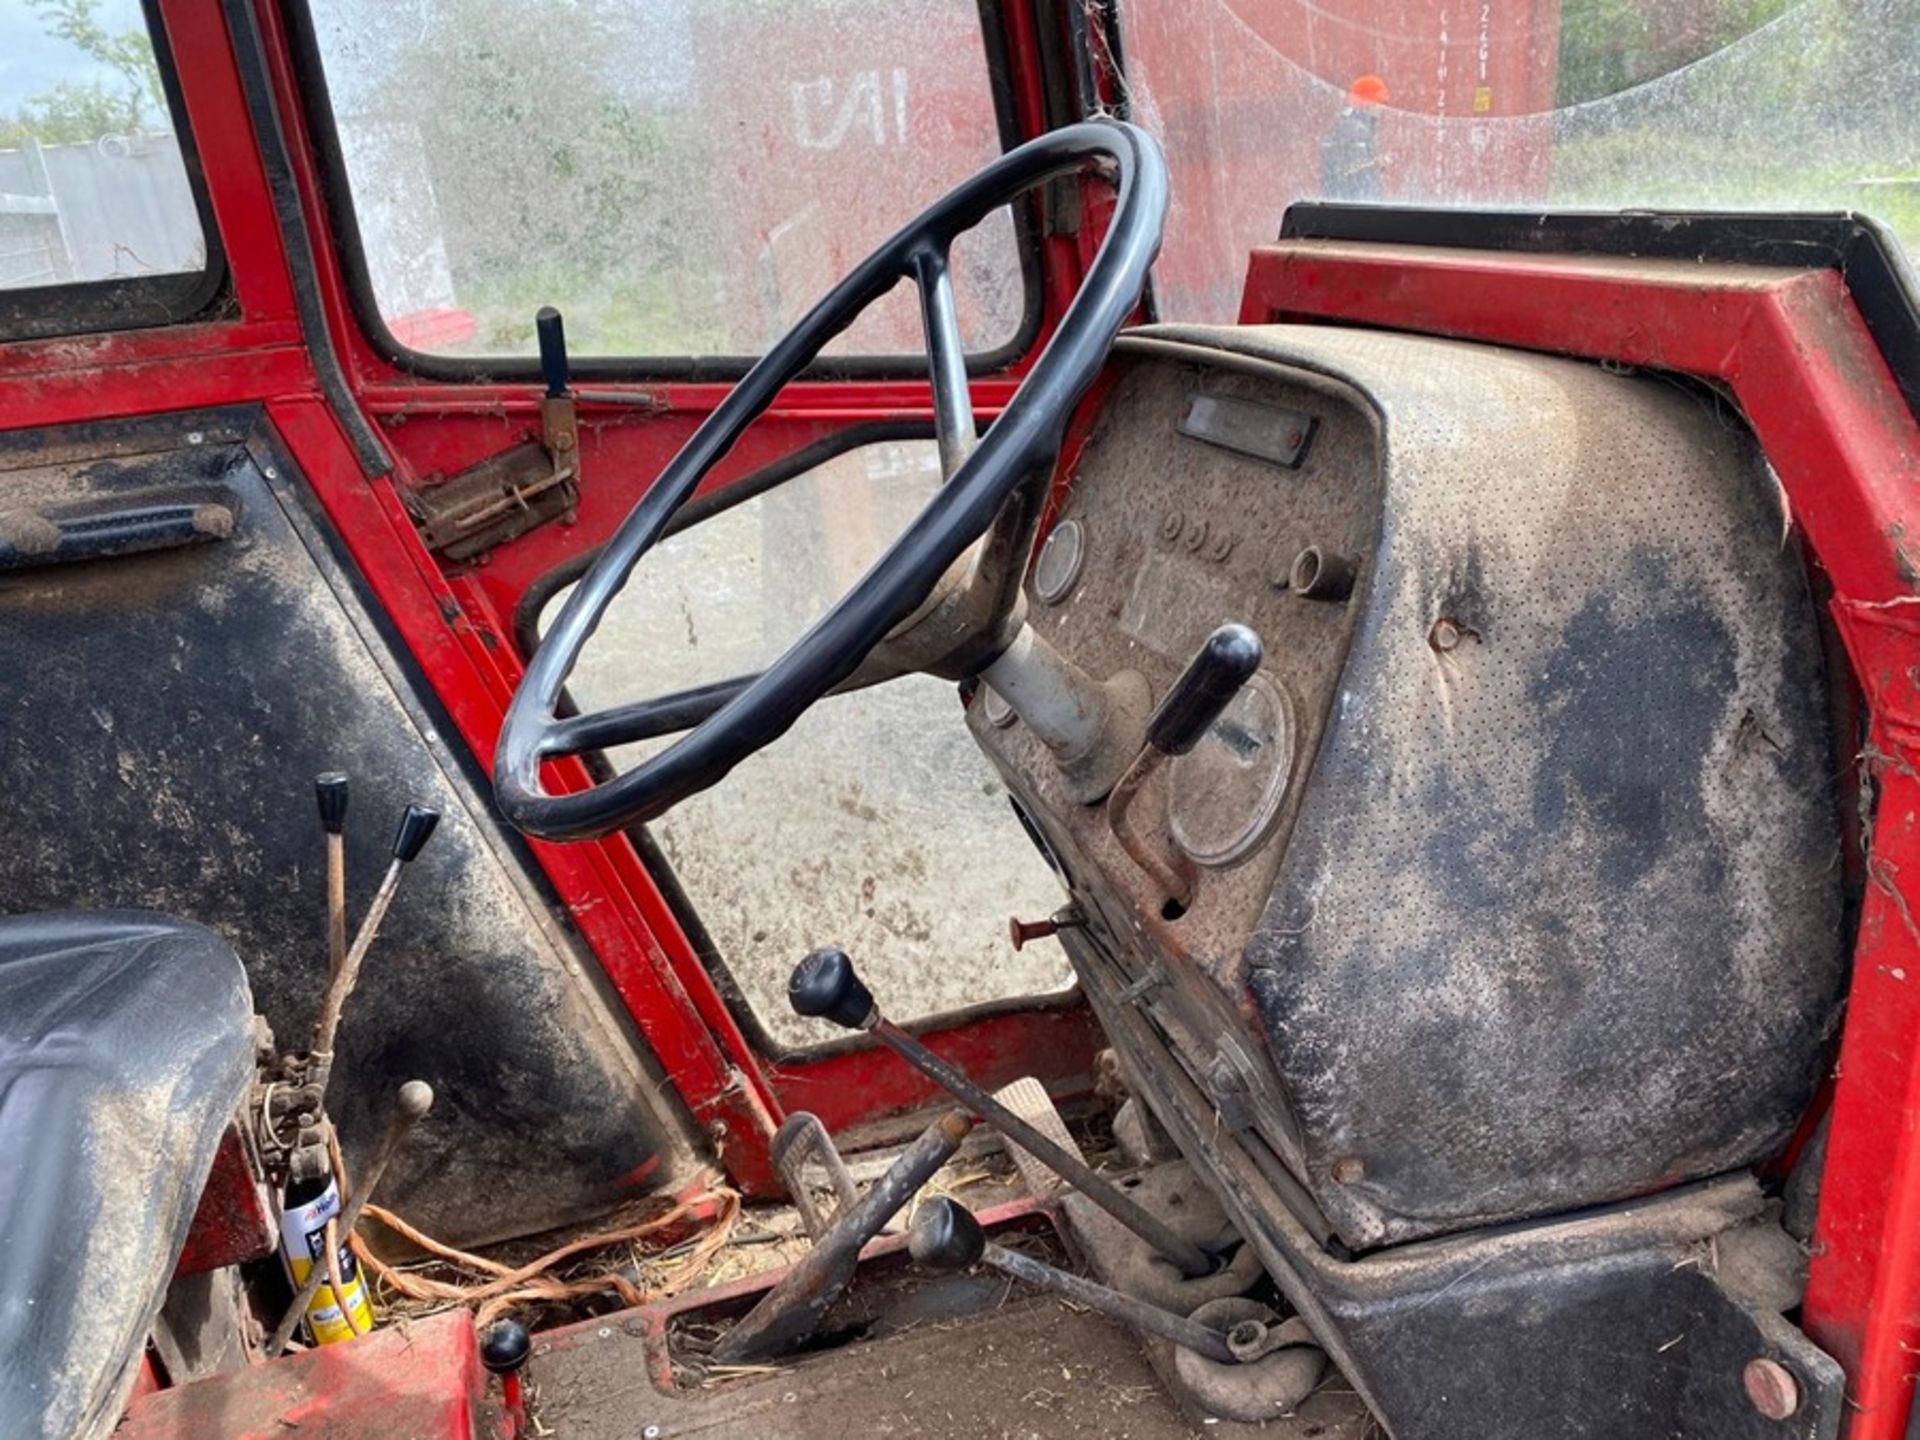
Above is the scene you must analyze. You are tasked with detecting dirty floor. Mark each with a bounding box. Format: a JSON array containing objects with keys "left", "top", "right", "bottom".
[{"left": 528, "top": 1292, "right": 1368, "bottom": 1439}]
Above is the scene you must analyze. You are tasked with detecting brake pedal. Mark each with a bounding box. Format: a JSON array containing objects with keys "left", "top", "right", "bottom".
[{"left": 992, "top": 1076, "right": 1082, "bottom": 1197}]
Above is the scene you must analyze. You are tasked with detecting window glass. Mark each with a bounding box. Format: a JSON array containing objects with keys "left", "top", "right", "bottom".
[
  {"left": 1120, "top": 0, "right": 1920, "bottom": 324},
  {"left": 0, "top": 0, "right": 207, "bottom": 292},
  {"left": 546, "top": 440, "right": 1072, "bottom": 1049},
  {"left": 304, "top": 0, "right": 1027, "bottom": 362}
]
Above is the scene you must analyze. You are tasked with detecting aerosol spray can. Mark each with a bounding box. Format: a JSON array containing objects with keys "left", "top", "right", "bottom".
[{"left": 279, "top": 1169, "right": 374, "bottom": 1344}]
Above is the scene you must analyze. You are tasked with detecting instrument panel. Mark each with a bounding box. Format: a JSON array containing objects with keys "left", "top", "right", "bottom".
[{"left": 972, "top": 336, "right": 1382, "bottom": 988}]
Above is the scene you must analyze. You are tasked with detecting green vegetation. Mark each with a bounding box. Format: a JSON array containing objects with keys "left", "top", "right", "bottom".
[
  {"left": 1556, "top": 0, "right": 1801, "bottom": 106},
  {"left": 1, "top": 0, "right": 165, "bottom": 147},
  {"left": 364, "top": 0, "right": 726, "bottom": 356},
  {"left": 1549, "top": 0, "right": 1920, "bottom": 249}
]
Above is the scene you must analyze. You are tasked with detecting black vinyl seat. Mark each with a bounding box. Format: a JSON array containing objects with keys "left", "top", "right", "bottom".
[{"left": 0, "top": 911, "right": 253, "bottom": 1440}]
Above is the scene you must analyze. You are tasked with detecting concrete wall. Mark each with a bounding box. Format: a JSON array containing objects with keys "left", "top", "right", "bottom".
[{"left": 0, "top": 132, "right": 205, "bottom": 290}]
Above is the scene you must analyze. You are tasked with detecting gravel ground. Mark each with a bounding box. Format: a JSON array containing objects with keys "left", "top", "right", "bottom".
[{"left": 563, "top": 441, "right": 1072, "bottom": 1049}]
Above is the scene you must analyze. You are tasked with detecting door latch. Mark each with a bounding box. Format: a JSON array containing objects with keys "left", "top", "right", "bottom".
[{"left": 407, "top": 306, "right": 581, "bottom": 563}]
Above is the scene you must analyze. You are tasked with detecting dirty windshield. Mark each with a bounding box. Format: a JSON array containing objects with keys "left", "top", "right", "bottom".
[
  {"left": 1122, "top": 0, "right": 1920, "bottom": 323},
  {"left": 303, "top": 0, "right": 1026, "bottom": 361}
]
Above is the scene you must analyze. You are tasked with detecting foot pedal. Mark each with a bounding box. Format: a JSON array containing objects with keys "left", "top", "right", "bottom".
[{"left": 992, "top": 1077, "right": 1082, "bottom": 1197}]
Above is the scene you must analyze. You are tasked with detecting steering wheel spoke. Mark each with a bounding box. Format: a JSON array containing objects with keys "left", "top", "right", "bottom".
[
  {"left": 497, "top": 121, "right": 1167, "bottom": 840},
  {"left": 913, "top": 242, "right": 978, "bottom": 479}
]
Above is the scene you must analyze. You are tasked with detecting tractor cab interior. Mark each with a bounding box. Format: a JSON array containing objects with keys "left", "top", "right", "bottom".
[{"left": 4, "top": 2, "right": 1920, "bottom": 1438}]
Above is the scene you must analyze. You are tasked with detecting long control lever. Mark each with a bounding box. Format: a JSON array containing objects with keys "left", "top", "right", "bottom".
[
  {"left": 909, "top": 1197, "right": 1236, "bottom": 1363},
  {"left": 714, "top": 1108, "right": 976, "bottom": 1363},
  {"left": 315, "top": 773, "right": 350, "bottom": 980},
  {"left": 310, "top": 802, "right": 440, "bottom": 1094},
  {"left": 790, "top": 948, "right": 1214, "bottom": 1278},
  {"left": 1109, "top": 624, "right": 1263, "bottom": 909}
]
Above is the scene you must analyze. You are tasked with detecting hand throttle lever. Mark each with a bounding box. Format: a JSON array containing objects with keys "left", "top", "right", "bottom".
[
  {"left": 790, "top": 947, "right": 1214, "bottom": 1278},
  {"left": 309, "top": 802, "right": 440, "bottom": 1089}
]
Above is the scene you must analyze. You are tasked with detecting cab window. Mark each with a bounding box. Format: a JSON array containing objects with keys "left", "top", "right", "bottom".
[
  {"left": 1120, "top": 0, "right": 1920, "bottom": 323},
  {"left": 543, "top": 440, "right": 1073, "bottom": 1051},
  {"left": 299, "top": 0, "right": 1030, "bottom": 366},
  {"left": 0, "top": 0, "right": 215, "bottom": 338}
]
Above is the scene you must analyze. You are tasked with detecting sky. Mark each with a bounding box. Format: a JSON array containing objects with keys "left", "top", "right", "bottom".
[{"left": 0, "top": 0, "right": 152, "bottom": 110}]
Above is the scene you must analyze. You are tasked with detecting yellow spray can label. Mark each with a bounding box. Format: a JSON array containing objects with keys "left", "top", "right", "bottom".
[{"left": 279, "top": 1176, "right": 375, "bottom": 1344}]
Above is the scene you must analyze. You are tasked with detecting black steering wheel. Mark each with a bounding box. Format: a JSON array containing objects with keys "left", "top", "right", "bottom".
[{"left": 497, "top": 120, "right": 1168, "bottom": 841}]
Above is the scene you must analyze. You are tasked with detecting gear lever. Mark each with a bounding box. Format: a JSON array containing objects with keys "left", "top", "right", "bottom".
[
  {"left": 909, "top": 1197, "right": 1237, "bottom": 1363},
  {"left": 789, "top": 948, "right": 1214, "bottom": 1278},
  {"left": 1109, "top": 624, "right": 1264, "bottom": 909}
]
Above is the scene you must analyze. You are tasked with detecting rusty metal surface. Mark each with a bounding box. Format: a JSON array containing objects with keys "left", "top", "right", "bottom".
[
  {"left": 407, "top": 440, "right": 576, "bottom": 562},
  {"left": 0, "top": 407, "right": 697, "bottom": 1247}
]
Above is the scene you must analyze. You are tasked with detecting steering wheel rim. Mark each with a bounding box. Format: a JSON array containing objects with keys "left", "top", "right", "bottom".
[{"left": 497, "top": 120, "right": 1168, "bottom": 841}]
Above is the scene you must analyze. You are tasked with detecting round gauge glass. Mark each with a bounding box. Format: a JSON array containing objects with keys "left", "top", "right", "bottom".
[
  {"left": 1168, "top": 674, "right": 1297, "bottom": 867},
  {"left": 1032, "top": 518, "right": 1086, "bottom": 604}
]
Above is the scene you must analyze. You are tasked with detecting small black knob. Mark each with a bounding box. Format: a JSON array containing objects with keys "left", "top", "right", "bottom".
[
  {"left": 1147, "top": 624, "right": 1264, "bottom": 757},
  {"left": 391, "top": 804, "right": 441, "bottom": 863},
  {"left": 788, "top": 947, "right": 876, "bottom": 1030},
  {"left": 535, "top": 307, "right": 569, "bottom": 400},
  {"left": 908, "top": 1196, "right": 986, "bottom": 1271},
  {"left": 315, "top": 773, "right": 349, "bottom": 836},
  {"left": 480, "top": 1318, "right": 531, "bottom": 1375}
]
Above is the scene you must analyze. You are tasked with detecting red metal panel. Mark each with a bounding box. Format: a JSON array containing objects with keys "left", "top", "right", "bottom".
[
  {"left": 119, "top": 1307, "right": 505, "bottom": 1440},
  {"left": 174, "top": 1122, "right": 276, "bottom": 1278},
  {"left": 769, "top": 1004, "right": 1103, "bottom": 1133},
  {"left": 1239, "top": 239, "right": 1920, "bottom": 1438}
]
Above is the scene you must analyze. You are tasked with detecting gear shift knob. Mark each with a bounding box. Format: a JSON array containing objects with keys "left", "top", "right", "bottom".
[
  {"left": 789, "top": 946, "right": 876, "bottom": 1030},
  {"left": 314, "top": 772, "right": 349, "bottom": 835},
  {"left": 1147, "top": 623, "right": 1263, "bottom": 756},
  {"left": 391, "top": 803, "right": 440, "bottom": 864},
  {"left": 908, "top": 1195, "right": 987, "bottom": 1270}
]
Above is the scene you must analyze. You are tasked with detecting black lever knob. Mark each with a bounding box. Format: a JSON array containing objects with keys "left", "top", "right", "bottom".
[
  {"left": 391, "top": 804, "right": 441, "bottom": 864},
  {"left": 480, "top": 1318, "right": 531, "bottom": 1375},
  {"left": 1147, "top": 623, "right": 1263, "bottom": 756},
  {"left": 535, "top": 306, "right": 569, "bottom": 400},
  {"left": 908, "top": 1195, "right": 987, "bottom": 1271},
  {"left": 789, "top": 947, "right": 876, "bottom": 1030},
  {"left": 315, "top": 772, "right": 349, "bottom": 836}
]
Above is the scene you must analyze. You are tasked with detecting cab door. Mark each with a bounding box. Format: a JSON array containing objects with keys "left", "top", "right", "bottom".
[{"left": 262, "top": 0, "right": 1111, "bottom": 1195}]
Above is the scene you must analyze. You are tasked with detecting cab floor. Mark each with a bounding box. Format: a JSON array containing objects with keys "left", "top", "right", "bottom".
[{"left": 527, "top": 1290, "right": 1368, "bottom": 1439}]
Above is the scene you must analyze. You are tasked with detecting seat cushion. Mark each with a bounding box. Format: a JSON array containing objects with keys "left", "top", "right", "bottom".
[{"left": 0, "top": 911, "right": 252, "bottom": 1440}]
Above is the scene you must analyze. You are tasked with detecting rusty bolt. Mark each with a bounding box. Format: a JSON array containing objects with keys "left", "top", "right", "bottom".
[
  {"left": 1207, "top": 531, "right": 1236, "bottom": 563},
  {"left": 1429, "top": 618, "right": 1463, "bottom": 652},
  {"left": 1742, "top": 1358, "right": 1799, "bottom": 1420},
  {"left": 1183, "top": 517, "right": 1210, "bottom": 553},
  {"left": 1010, "top": 911, "right": 1085, "bottom": 951},
  {"left": 1160, "top": 511, "right": 1185, "bottom": 543},
  {"left": 1331, "top": 1156, "right": 1366, "bottom": 1185},
  {"left": 1743, "top": 1358, "right": 1800, "bottom": 1420}
]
